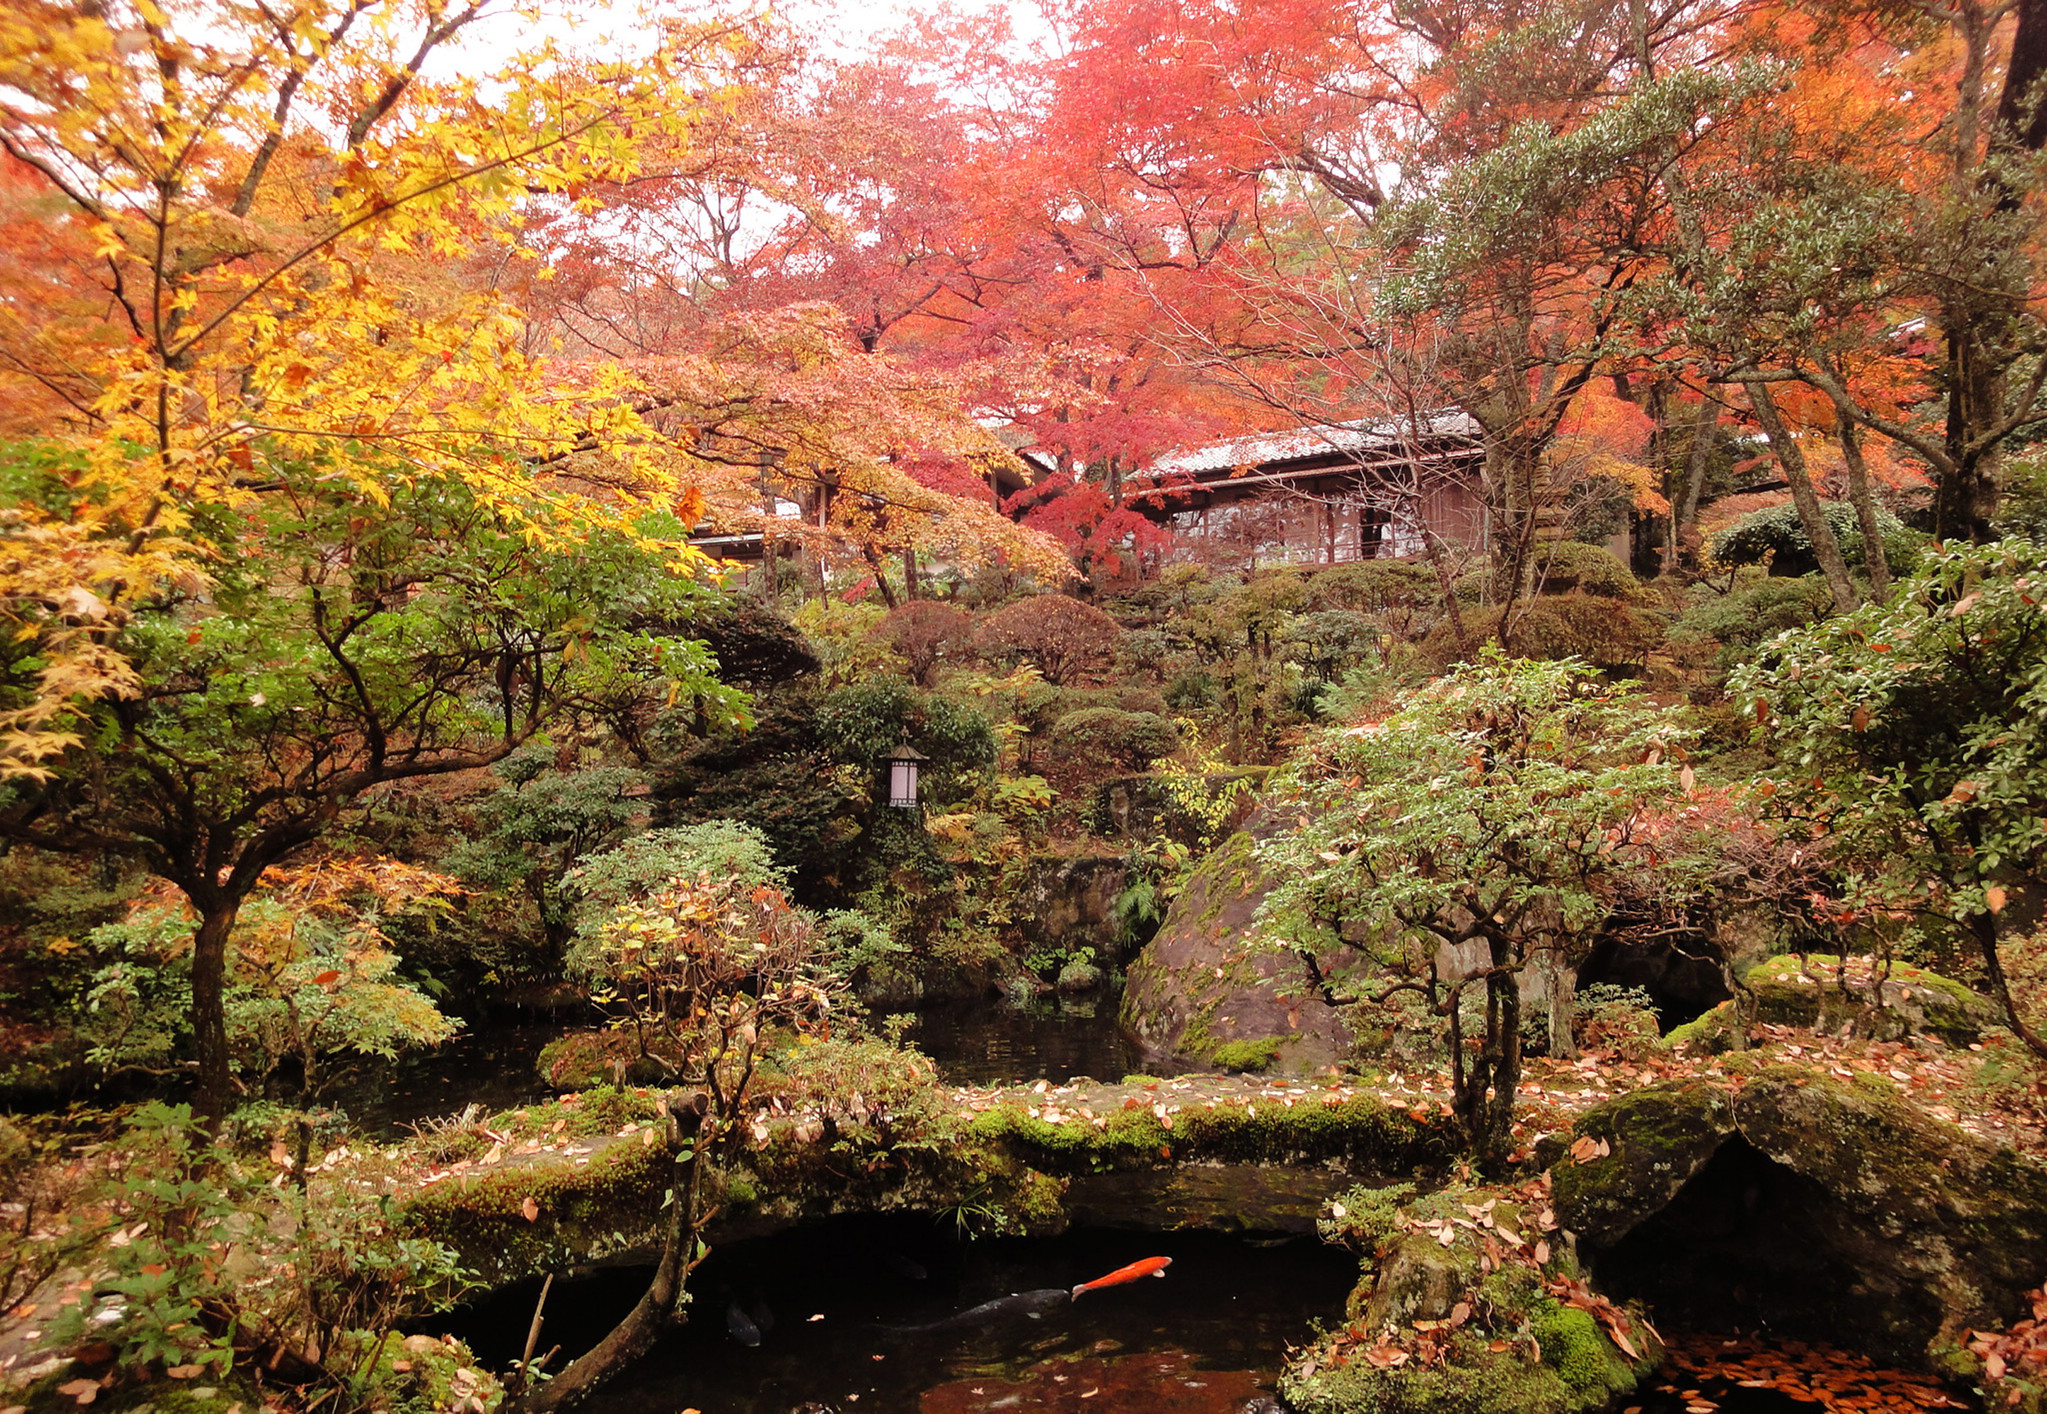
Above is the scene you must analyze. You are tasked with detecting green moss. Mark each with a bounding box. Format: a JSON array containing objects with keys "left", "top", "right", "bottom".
[
  {"left": 967, "top": 1091, "right": 1456, "bottom": 1176},
  {"left": 536, "top": 1030, "right": 680, "bottom": 1091},
  {"left": 401, "top": 1130, "right": 672, "bottom": 1285},
  {"left": 1283, "top": 1342, "right": 1579, "bottom": 1414},
  {"left": 1551, "top": 1080, "right": 1732, "bottom": 1248},
  {"left": 1528, "top": 1301, "right": 1639, "bottom": 1406},
  {"left": 1211, "top": 1037, "right": 1285, "bottom": 1072},
  {"left": 19, "top": 1372, "right": 263, "bottom": 1414},
  {"left": 1672, "top": 958, "right": 1997, "bottom": 1054},
  {"left": 1664, "top": 1001, "right": 1737, "bottom": 1053},
  {"left": 1320, "top": 1183, "right": 1417, "bottom": 1255},
  {"left": 363, "top": 1332, "right": 505, "bottom": 1414},
  {"left": 1284, "top": 1178, "right": 1654, "bottom": 1414}
]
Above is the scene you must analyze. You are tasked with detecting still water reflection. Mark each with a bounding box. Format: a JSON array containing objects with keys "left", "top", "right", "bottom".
[
  {"left": 445, "top": 1221, "right": 1352, "bottom": 1414},
  {"left": 895, "top": 994, "right": 1162, "bottom": 1086}
]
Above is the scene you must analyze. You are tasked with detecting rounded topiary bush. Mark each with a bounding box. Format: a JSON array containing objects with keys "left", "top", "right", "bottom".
[
  {"left": 1045, "top": 707, "right": 1183, "bottom": 768},
  {"left": 1709, "top": 499, "right": 1919, "bottom": 577},
  {"left": 1424, "top": 595, "right": 1663, "bottom": 671},
  {"left": 1531, "top": 541, "right": 1639, "bottom": 598}
]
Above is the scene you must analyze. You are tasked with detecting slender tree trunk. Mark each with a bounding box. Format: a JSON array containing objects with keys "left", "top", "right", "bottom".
[
  {"left": 1972, "top": 912, "right": 2047, "bottom": 1060},
  {"left": 1667, "top": 397, "right": 1717, "bottom": 576},
  {"left": 1487, "top": 440, "right": 1544, "bottom": 607},
  {"left": 1420, "top": 527, "right": 1472, "bottom": 662},
  {"left": 1941, "top": 321, "right": 2004, "bottom": 542},
  {"left": 512, "top": 1094, "right": 711, "bottom": 1413},
  {"left": 862, "top": 547, "right": 899, "bottom": 609},
  {"left": 191, "top": 900, "right": 241, "bottom": 1124},
  {"left": 1743, "top": 381, "right": 1859, "bottom": 612},
  {"left": 1546, "top": 953, "right": 1578, "bottom": 1061},
  {"left": 1837, "top": 414, "right": 1892, "bottom": 603}
]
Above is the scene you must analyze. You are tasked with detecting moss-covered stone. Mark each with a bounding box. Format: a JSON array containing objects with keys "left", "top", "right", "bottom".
[
  {"left": 400, "top": 1123, "right": 674, "bottom": 1286},
  {"left": 1553, "top": 1066, "right": 2047, "bottom": 1366},
  {"left": 16, "top": 1370, "right": 264, "bottom": 1414},
  {"left": 536, "top": 1029, "right": 684, "bottom": 1091},
  {"left": 1121, "top": 821, "right": 1359, "bottom": 1073},
  {"left": 1283, "top": 1181, "right": 1657, "bottom": 1414},
  {"left": 398, "top": 1074, "right": 1461, "bottom": 1285},
  {"left": 1551, "top": 1080, "right": 1732, "bottom": 1247},
  {"left": 1668, "top": 956, "right": 1998, "bottom": 1053}
]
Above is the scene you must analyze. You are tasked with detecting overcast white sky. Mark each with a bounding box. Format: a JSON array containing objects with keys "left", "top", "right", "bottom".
[{"left": 443, "top": 0, "right": 1048, "bottom": 74}]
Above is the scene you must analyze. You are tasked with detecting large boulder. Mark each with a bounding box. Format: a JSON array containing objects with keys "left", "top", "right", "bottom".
[
  {"left": 1667, "top": 955, "right": 2001, "bottom": 1053},
  {"left": 1120, "top": 828, "right": 1355, "bottom": 1073},
  {"left": 1555, "top": 1067, "right": 2047, "bottom": 1365}
]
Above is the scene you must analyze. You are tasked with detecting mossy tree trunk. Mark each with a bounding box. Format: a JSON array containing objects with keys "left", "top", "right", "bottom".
[
  {"left": 1446, "top": 934, "right": 1524, "bottom": 1174},
  {"left": 508, "top": 1092, "right": 711, "bottom": 1414}
]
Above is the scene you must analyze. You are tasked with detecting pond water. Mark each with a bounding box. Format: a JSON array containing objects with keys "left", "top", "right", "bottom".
[
  {"left": 445, "top": 1219, "right": 1353, "bottom": 1414},
  {"left": 894, "top": 993, "right": 1164, "bottom": 1086},
  {"left": 440, "top": 1218, "right": 1967, "bottom": 1414},
  {"left": 329, "top": 1023, "right": 557, "bottom": 1136}
]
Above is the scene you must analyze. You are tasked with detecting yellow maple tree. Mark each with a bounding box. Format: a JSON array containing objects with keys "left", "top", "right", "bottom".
[{"left": 0, "top": 0, "right": 771, "bottom": 775}]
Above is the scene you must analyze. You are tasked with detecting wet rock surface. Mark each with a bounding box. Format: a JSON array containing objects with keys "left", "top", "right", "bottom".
[
  {"left": 1557, "top": 1067, "right": 2047, "bottom": 1364},
  {"left": 1120, "top": 827, "right": 1355, "bottom": 1073}
]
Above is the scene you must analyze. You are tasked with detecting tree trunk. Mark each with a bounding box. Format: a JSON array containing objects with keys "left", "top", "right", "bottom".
[
  {"left": 1449, "top": 939, "right": 1523, "bottom": 1175},
  {"left": 1837, "top": 414, "right": 1892, "bottom": 603},
  {"left": 1940, "top": 322, "right": 2003, "bottom": 542},
  {"left": 191, "top": 900, "right": 242, "bottom": 1124},
  {"left": 1546, "top": 955, "right": 1578, "bottom": 1061},
  {"left": 1972, "top": 912, "right": 2047, "bottom": 1060},
  {"left": 1666, "top": 397, "right": 1717, "bottom": 576},
  {"left": 862, "top": 547, "right": 899, "bottom": 610},
  {"left": 1487, "top": 440, "right": 1544, "bottom": 606},
  {"left": 511, "top": 1094, "right": 710, "bottom": 1413},
  {"left": 1744, "top": 381, "right": 1859, "bottom": 612}
]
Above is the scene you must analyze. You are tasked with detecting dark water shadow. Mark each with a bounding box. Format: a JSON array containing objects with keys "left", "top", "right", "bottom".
[{"left": 436, "top": 1219, "right": 1352, "bottom": 1414}]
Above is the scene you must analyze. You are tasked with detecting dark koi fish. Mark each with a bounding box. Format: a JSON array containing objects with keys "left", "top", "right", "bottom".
[
  {"left": 1071, "top": 1255, "right": 1171, "bottom": 1298},
  {"left": 884, "top": 1288, "right": 1071, "bottom": 1335}
]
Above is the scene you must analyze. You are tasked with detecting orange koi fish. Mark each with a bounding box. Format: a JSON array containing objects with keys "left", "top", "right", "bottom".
[{"left": 1071, "top": 1256, "right": 1172, "bottom": 1299}]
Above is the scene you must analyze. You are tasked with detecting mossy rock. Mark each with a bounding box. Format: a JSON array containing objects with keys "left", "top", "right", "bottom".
[
  {"left": 536, "top": 1029, "right": 682, "bottom": 1090},
  {"left": 1285, "top": 1184, "right": 1657, "bottom": 1414},
  {"left": 1667, "top": 956, "right": 1998, "bottom": 1053},
  {"left": 16, "top": 1369, "right": 264, "bottom": 1413},
  {"left": 1554, "top": 1066, "right": 2047, "bottom": 1366},
  {"left": 962, "top": 1089, "right": 1459, "bottom": 1176},
  {"left": 400, "top": 1122, "right": 672, "bottom": 1285},
  {"left": 1551, "top": 1080, "right": 1733, "bottom": 1247},
  {"left": 1121, "top": 821, "right": 1359, "bottom": 1074}
]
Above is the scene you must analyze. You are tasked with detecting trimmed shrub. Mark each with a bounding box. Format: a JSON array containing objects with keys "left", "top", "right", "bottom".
[
  {"left": 872, "top": 600, "right": 978, "bottom": 687},
  {"left": 1529, "top": 540, "right": 1639, "bottom": 598},
  {"left": 1424, "top": 595, "right": 1663, "bottom": 671},
  {"left": 1045, "top": 708, "right": 1183, "bottom": 768},
  {"left": 977, "top": 595, "right": 1121, "bottom": 685},
  {"left": 1709, "top": 499, "right": 1919, "bottom": 577}
]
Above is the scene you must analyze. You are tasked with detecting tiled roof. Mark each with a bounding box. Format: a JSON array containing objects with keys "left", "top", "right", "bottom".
[{"left": 1149, "top": 412, "right": 1481, "bottom": 478}]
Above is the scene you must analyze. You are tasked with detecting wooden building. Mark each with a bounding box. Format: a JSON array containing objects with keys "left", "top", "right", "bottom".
[{"left": 1131, "top": 414, "right": 1488, "bottom": 568}]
